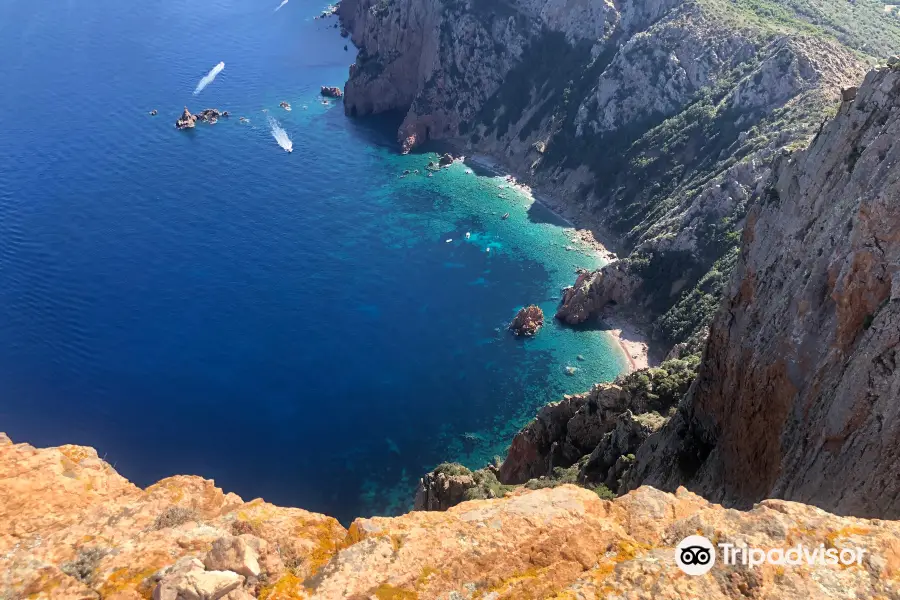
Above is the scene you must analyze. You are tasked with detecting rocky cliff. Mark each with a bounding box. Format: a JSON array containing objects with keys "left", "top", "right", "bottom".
[
  {"left": 623, "top": 65, "right": 900, "bottom": 518},
  {"left": 337, "top": 0, "right": 892, "bottom": 351},
  {"left": 5, "top": 433, "right": 900, "bottom": 599}
]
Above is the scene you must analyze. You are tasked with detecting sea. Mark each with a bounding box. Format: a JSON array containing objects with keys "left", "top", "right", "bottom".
[{"left": 0, "top": 0, "right": 625, "bottom": 523}]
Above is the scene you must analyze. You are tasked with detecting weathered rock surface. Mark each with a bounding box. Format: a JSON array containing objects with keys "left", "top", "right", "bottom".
[
  {"left": 0, "top": 435, "right": 345, "bottom": 600},
  {"left": 626, "top": 66, "right": 900, "bottom": 518},
  {"left": 509, "top": 304, "right": 544, "bottom": 336},
  {"left": 5, "top": 435, "right": 900, "bottom": 598},
  {"left": 556, "top": 262, "right": 641, "bottom": 325}
]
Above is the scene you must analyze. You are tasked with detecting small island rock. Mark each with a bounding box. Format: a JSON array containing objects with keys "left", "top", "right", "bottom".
[
  {"left": 321, "top": 86, "right": 343, "bottom": 98},
  {"left": 438, "top": 153, "right": 454, "bottom": 167},
  {"left": 509, "top": 305, "right": 544, "bottom": 337},
  {"left": 175, "top": 107, "right": 196, "bottom": 129}
]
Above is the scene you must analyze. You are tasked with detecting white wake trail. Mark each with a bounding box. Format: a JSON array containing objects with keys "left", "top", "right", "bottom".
[
  {"left": 193, "top": 62, "right": 225, "bottom": 95},
  {"left": 274, "top": 0, "right": 288, "bottom": 11},
  {"left": 268, "top": 116, "right": 293, "bottom": 153}
]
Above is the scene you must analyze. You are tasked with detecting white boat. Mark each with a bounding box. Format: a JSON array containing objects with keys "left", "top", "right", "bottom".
[{"left": 465, "top": 232, "right": 471, "bottom": 239}]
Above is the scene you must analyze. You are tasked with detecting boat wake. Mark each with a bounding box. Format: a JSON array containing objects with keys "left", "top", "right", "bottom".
[
  {"left": 274, "top": 0, "right": 288, "bottom": 11},
  {"left": 193, "top": 62, "right": 225, "bottom": 95},
  {"left": 268, "top": 116, "right": 292, "bottom": 153}
]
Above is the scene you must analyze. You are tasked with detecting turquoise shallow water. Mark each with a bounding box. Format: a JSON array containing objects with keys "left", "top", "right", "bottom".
[{"left": 0, "top": 0, "right": 625, "bottom": 521}]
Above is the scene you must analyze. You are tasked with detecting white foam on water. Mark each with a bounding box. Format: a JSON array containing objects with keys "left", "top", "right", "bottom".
[
  {"left": 193, "top": 62, "right": 225, "bottom": 95},
  {"left": 274, "top": 0, "right": 289, "bottom": 11},
  {"left": 267, "top": 116, "right": 293, "bottom": 152}
]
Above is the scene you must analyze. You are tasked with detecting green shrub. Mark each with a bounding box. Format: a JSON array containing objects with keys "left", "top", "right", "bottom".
[{"left": 593, "top": 485, "right": 616, "bottom": 500}]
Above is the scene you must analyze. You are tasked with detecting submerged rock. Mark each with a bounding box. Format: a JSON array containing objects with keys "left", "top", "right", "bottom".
[{"left": 509, "top": 305, "right": 543, "bottom": 336}]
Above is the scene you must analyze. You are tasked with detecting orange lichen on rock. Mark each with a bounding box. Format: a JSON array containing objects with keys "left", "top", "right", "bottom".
[{"left": 4, "top": 435, "right": 900, "bottom": 599}]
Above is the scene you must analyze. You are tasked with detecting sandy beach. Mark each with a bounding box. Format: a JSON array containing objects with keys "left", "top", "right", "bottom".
[
  {"left": 464, "top": 152, "right": 653, "bottom": 373},
  {"left": 602, "top": 314, "right": 651, "bottom": 373}
]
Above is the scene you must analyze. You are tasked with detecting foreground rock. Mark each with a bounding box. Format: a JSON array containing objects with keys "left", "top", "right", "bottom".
[
  {"left": 626, "top": 66, "right": 900, "bottom": 518},
  {"left": 4, "top": 434, "right": 900, "bottom": 598},
  {"left": 509, "top": 305, "right": 544, "bottom": 336},
  {"left": 0, "top": 434, "right": 345, "bottom": 599},
  {"left": 320, "top": 86, "right": 343, "bottom": 98}
]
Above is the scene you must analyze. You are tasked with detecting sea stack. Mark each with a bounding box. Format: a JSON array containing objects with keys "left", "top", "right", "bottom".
[
  {"left": 175, "top": 107, "right": 195, "bottom": 129},
  {"left": 321, "top": 86, "right": 343, "bottom": 98},
  {"left": 509, "top": 305, "right": 544, "bottom": 337}
]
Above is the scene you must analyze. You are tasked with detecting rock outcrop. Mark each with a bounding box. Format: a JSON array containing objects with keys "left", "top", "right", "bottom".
[
  {"left": 0, "top": 434, "right": 345, "bottom": 600},
  {"left": 320, "top": 86, "right": 343, "bottom": 98},
  {"left": 556, "top": 263, "right": 641, "bottom": 325},
  {"left": 509, "top": 304, "right": 544, "bottom": 336},
  {"left": 176, "top": 107, "right": 196, "bottom": 129},
  {"left": 625, "top": 66, "right": 900, "bottom": 518},
  {"left": 176, "top": 107, "right": 223, "bottom": 129},
  {"left": 5, "top": 434, "right": 900, "bottom": 599},
  {"left": 413, "top": 463, "right": 477, "bottom": 511},
  {"left": 496, "top": 356, "right": 697, "bottom": 487}
]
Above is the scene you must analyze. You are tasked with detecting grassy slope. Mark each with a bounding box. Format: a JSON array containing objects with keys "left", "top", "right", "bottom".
[{"left": 704, "top": 0, "right": 900, "bottom": 58}]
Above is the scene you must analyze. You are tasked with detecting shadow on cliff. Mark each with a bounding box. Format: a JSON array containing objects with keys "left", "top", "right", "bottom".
[{"left": 342, "top": 109, "right": 407, "bottom": 150}]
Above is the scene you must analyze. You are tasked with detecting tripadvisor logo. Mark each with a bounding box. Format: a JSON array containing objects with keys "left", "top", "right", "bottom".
[
  {"left": 675, "top": 535, "right": 716, "bottom": 575},
  {"left": 675, "top": 535, "right": 868, "bottom": 576}
]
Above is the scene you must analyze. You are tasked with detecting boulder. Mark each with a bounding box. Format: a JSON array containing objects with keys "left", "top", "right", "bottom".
[
  {"left": 438, "top": 153, "right": 454, "bottom": 166},
  {"left": 203, "top": 536, "right": 260, "bottom": 578},
  {"left": 508, "top": 305, "right": 543, "bottom": 336},
  {"left": 152, "top": 557, "right": 244, "bottom": 600},
  {"left": 841, "top": 86, "right": 858, "bottom": 101}
]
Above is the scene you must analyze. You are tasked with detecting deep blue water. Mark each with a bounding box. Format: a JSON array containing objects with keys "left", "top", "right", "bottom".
[{"left": 0, "top": 0, "right": 625, "bottom": 522}]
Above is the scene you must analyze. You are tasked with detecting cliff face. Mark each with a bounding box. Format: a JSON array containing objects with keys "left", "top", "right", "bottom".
[
  {"left": 339, "top": 0, "right": 872, "bottom": 351},
  {"left": 625, "top": 66, "right": 900, "bottom": 518},
  {"left": 5, "top": 434, "right": 900, "bottom": 599}
]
